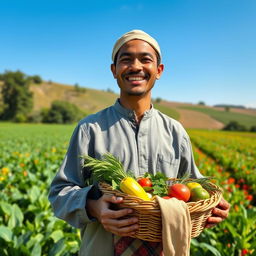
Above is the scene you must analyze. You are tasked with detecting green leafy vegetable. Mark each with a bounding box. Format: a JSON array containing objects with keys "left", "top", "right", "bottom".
[{"left": 144, "top": 172, "right": 168, "bottom": 197}]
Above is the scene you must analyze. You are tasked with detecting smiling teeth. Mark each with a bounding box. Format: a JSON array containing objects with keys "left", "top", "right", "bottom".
[{"left": 128, "top": 77, "right": 144, "bottom": 81}]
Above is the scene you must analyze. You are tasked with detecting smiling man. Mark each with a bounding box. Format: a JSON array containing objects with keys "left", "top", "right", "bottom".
[
  {"left": 49, "top": 30, "right": 230, "bottom": 256},
  {"left": 111, "top": 38, "right": 163, "bottom": 123}
]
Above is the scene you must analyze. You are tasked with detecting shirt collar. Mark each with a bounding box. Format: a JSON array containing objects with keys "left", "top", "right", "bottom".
[{"left": 113, "top": 99, "right": 154, "bottom": 121}]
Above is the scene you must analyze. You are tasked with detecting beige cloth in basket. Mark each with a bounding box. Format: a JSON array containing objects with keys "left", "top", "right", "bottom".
[{"left": 157, "top": 196, "right": 191, "bottom": 256}]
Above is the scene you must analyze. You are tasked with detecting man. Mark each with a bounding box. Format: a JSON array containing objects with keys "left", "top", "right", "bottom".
[{"left": 48, "top": 30, "right": 230, "bottom": 256}]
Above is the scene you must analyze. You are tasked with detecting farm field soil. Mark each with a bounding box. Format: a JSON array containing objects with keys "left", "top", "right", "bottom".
[
  {"left": 158, "top": 101, "right": 225, "bottom": 129},
  {"left": 178, "top": 108, "right": 224, "bottom": 129}
]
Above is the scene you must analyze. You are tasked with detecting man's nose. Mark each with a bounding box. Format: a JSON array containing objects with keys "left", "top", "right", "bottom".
[{"left": 130, "top": 59, "right": 143, "bottom": 70}]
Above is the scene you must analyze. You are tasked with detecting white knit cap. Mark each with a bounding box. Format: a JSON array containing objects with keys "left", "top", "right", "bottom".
[{"left": 112, "top": 29, "right": 161, "bottom": 62}]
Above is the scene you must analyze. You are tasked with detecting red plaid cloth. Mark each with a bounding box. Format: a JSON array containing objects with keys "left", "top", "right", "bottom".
[{"left": 114, "top": 235, "right": 163, "bottom": 256}]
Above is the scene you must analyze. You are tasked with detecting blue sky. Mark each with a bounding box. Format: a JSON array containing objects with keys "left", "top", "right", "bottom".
[{"left": 1, "top": 0, "right": 256, "bottom": 107}]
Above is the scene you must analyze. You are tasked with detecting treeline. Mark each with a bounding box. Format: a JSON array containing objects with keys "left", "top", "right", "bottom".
[
  {"left": 223, "top": 121, "right": 256, "bottom": 132},
  {"left": 0, "top": 70, "right": 86, "bottom": 123},
  {"left": 214, "top": 104, "right": 246, "bottom": 109}
]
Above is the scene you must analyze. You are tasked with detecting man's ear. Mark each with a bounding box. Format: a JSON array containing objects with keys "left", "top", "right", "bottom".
[
  {"left": 111, "top": 64, "right": 117, "bottom": 79},
  {"left": 156, "top": 64, "right": 164, "bottom": 80}
]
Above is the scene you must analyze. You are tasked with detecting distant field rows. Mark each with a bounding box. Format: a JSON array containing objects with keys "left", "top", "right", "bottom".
[{"left": 181, "top": 106, "right": 256, "bottom": 129}]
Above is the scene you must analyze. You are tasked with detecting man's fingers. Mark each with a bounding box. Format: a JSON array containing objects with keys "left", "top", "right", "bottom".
[
  {"left": 207, "top": 216, "right": 222, "bottom": 224},
  {"left": 97, "top": 194, "right": 140, "bottom": 236},
  {"left": 103, "top": 194, "right": 123, "bottom": 204},
  {"left": 205, "top": 216, "right": 222, "bottom": 229},
  {"left": 108, "top": 208, "right": 133, "bottom": 219},
  {"left": 101, "top": 215, "right": 139, "bottom": 236},
  {"left": 218, "top": 198, "right": 230, "bottom": 210},
  {"left": 110, "top": 223, "right": 139, "bottom": 236},
  {"left": 212, "top": 207, "right": 229, "bottom": 219},
  {"left": 103, "top": 216, "right": 138, "bottom": 228}
]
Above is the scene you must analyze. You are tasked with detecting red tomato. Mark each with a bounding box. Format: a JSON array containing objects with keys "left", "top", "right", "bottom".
[
  {"left": 162, "top": 196, "right": 171, "bottom": 199},
  {"left": 241, "top": 249, "right": 249, "bottom": 256},
  {"left": 138, "top": 178, "right": 152, "bottom": 188},
  {"left": 168, "top": 183, "right": 190, "bottom": 202}
]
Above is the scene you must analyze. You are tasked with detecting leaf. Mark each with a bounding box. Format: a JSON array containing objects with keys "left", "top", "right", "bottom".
[
  {"left": 111, "top": 180, "right": 118, "bottom": 190},
  {"left": 8, "top": 212, "right": 16, "bottom": 229},
  {"left": 29, "top": 185, "right": 41, "bottom": 203},
  {"left": 240, "top": 204, "right": 247, "bottom": 219},
  {"left": 8, "top": 204, "right": 24, "bottom": 228},
  {"left": 25, "top": 220, "right": 35, "bottom": 231},
  {"left": 0, "top": 201, "right": 12, "bottom": 216},
  {"left": 31, "top": 242, "right": 42, "bottom": 256},
  {"left": 50, "top": 230, "right": 64, "bottom": 243},
  {"left": 34, "top": 234, "right": 44, "bottom": 243},
  {"left": 225, "top": 222, "right": 240, "bottom": 239},
  {"left": 38, "top": 193, "right": 50, "bottom": 209},
  {"left": 49, "top": 238, "right": 66, "bottom": 256},
  {"left": 13, "top": 204, "right": 24, "bottom": 226},
  {"left": 191, "top": 238, "right": 199, "bottom": 246},
  {"left": 199, "top": 242, "right": 222, "bottom": 256},
  {"left": 0, "top": 225, "right": 13, "bottom": 242},
  {"left": 17, "top": 231, "right": 32, "bottom": 247}
]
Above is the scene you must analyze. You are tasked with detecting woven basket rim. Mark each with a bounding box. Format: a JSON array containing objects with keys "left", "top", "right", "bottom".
[{"left": 98, "top": 180, "right": 222, "bottom": 211}]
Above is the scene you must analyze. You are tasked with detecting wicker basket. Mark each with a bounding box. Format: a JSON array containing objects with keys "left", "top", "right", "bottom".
[{"left": 99, "top": 180, "right": 222, "bottom": 242}]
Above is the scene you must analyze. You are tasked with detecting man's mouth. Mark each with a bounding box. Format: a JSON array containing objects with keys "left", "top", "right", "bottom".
[
  {"left": 127, "top": 76, "right": 145, "bottom": 81},
  {"left": 124, "top": 72, "right": 149, "bottom": 83}
]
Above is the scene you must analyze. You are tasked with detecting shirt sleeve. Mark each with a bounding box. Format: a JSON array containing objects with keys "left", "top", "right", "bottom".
[
  {"left": 178, "top": 134, "right": 203, "bottom": 179},
  {"left": 48, "top": 123, "right": 95, "bottom": 229}
]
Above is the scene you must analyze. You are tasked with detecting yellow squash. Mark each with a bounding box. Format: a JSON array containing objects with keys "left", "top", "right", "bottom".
[{"left": 120, "top": 177, "right": 151, "bottom": 201}]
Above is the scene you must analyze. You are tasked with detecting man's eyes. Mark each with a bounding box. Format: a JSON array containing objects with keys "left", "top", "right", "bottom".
[
  {"left": 119, "top": 57, "right": 153, "bottom": 63},
  {"left": 141, "top": 57, "right": 153, "bottom": 62},
  {"left": 120, "top": 57, "right": 131, "bottom": 62}
]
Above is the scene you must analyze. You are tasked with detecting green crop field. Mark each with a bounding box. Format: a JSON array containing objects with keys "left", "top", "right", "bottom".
[
  {"left": 180, "top": 106, "right": 256, "bottom": 129},
  {"left": 0, "top": 123, "right": 255, "bottom": 255}
]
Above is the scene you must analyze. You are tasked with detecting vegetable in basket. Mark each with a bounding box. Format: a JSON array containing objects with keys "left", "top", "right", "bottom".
[
  {"left": 83, "top": 153, "right": 151, "bottom": 201},
  {"left": 143, "top": 171, "right": 216, "bottom": 202}
]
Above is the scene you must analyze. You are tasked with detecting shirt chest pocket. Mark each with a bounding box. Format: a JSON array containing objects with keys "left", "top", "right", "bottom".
[{"left": 156, "top": 154, "right": 179, "bottom": 178}]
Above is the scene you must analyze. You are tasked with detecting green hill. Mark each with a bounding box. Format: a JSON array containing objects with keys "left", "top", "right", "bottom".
[{"left": 30, "top": 82, "right": 118, "bottom": 114}]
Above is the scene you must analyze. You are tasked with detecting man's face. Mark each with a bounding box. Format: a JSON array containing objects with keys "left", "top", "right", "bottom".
[{"left": 111, "top": 40, "right": 164, "bottom": 97}]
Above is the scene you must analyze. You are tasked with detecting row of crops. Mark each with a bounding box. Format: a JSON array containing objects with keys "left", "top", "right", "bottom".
[
  {"left": 189, "top": 130, "right": 256, "bottom": 199},
  {"left": 189, "top": 130, "right": 256, "bottom": 255},
  {"left": 0, "top": 123, "right": 80, "bottom": 256},
  {"left": 0, "top": 123, "right": 255, "bottom": 255}
]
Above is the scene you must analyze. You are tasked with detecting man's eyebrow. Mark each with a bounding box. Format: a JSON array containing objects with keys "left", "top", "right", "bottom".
[
  {"left": 119, "top": 52, "right": 132, "bottom": 58},
  {"left": 118, "top": 52, "right": 154, "bottom": 58}
]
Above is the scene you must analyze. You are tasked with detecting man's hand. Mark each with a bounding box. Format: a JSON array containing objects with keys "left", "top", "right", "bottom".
[
  {"left": 205, "top": 197, "right": 230, "bottom": 228},
  {"left": 87, "top": 194, "right": 139, "bottom": 236}
]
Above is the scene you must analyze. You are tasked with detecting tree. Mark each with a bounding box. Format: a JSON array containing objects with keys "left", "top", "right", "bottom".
[
  {"left": 250, "top": 126, "right": 256, "bottom": 132},
  {"left": 0, "top": 71, "right": 33, "bottom": 121},
  {"left": 74, "top": 83, "right": 86, "bottom": 93},
  {"left": 155, "top": 97, "right": 162, "bottom": 103},
  {"left": 225, "top": 106, "right": 230, "bottom": 112},
  {"left": 42, "top": 101, "right": 85, "bottom": 124},
  {"left": 222, "top": 121, "right": 247, "bottom": 131},
  {"left": 29, "top": 75, "right": 42, "bottom": 84},
  {"left": 74, "top": 83, "right": 80, "bottom": 91},
  {"left": 106, "top": 88, "right": 114, "bottom": 93}
]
